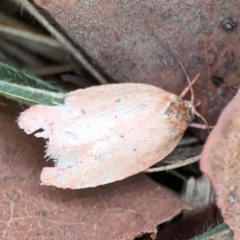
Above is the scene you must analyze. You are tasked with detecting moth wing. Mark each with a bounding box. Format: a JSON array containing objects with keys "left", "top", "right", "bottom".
[{"left": 18, "top": 83, "right": 189, "bottom": 189}]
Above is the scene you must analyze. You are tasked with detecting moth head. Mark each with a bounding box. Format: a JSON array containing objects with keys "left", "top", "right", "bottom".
[
  {"left": 184, "top": 99, "right": 209, "bottom": 131},
  {"left": 183, "top": 100, "right": 196, "bottom": 122}
]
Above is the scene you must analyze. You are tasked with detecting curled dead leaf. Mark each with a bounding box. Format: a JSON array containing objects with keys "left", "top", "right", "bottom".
[{"left": 200, "top": 91, "right": 240, "bottom": 240}]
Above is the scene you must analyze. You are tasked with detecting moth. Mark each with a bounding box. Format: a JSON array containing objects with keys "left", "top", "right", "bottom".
[{"left": 18, "top": 73, "right": 206, "bottom": 189}]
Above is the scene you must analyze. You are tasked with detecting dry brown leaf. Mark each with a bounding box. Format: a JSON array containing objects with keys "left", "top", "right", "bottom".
[
  {"left": 200, "top": 91, "right": 240, "bottom": 240},
  {"left": 0, "top": 100, "right": 192, "bottom": 240},
  {"left": 34, "top": 0, "right": 240, "bottom": 131}
]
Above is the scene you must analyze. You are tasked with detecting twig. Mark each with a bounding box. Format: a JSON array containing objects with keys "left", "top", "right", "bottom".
[
  {"left": 145, "top": 154, "right": 200, "bottom": 173},
  {"left": 27, "top": 64, "right": 72, "bottom": 76},
  {"left": 0, "top": 24, "right": 61, "bottom": 47}
]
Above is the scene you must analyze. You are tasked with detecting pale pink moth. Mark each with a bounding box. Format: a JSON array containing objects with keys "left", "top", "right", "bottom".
[{"left": 18, "top": 82, "right": 198, "bottom": 189}]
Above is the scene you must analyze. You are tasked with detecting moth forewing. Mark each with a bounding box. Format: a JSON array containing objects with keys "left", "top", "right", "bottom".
[{"left": 18, "top": 83, "right": 194, "bottom": 189}]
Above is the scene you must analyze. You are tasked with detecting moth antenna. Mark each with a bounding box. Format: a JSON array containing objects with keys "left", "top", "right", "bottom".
[
  {"left": 158, "top": 41, "right": 195, "bottom": 103},
  {"left": 170, "top": 51, "right": 195, "bottom": 102},
  {"left": 163, "top": 45, "right": 211, "bottom": 131},
  {"left": 159, "top": 43, "right": 209, "bottom": 130},
  {"left": 143, "top": 24, "right": 196, "bottom": 101},
  {"left": 145, "top": 31, "right": 210, "bottom": 130}
]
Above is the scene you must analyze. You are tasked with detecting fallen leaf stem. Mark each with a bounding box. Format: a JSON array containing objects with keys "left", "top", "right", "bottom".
[{"left": 145, "top": 154, "right": 201, "bottom": 173}]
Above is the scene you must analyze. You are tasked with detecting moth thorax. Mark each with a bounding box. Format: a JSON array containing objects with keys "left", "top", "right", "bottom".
[{"left": 165, "top": 98, "right": 191, "bottom": 124}]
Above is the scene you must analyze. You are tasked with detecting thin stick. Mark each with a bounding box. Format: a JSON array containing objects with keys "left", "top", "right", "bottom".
[{"left": 144, "top": 154, "right": 200, "bottom": 173}]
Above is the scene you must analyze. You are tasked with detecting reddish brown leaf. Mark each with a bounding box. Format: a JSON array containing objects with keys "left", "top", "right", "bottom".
[
  {"left": 34, "top": 0, "right": 240, "bottom": 131},
  {"left": 0, "top": 101, "right": 192, "bottom": 240},
  {"left": 200, "top": 91, "right": 240, "bottom": 240}
]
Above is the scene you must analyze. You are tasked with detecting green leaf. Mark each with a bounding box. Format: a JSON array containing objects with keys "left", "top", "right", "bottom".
[
  {"left": 0, "top": 61, "right": 64, "bottom": 91},
  {"left": 0, "top": 61, "right": 66, "bottom": 106},
  {"left": 0, "top": 81, "right": 65, "bottom": 106}
]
